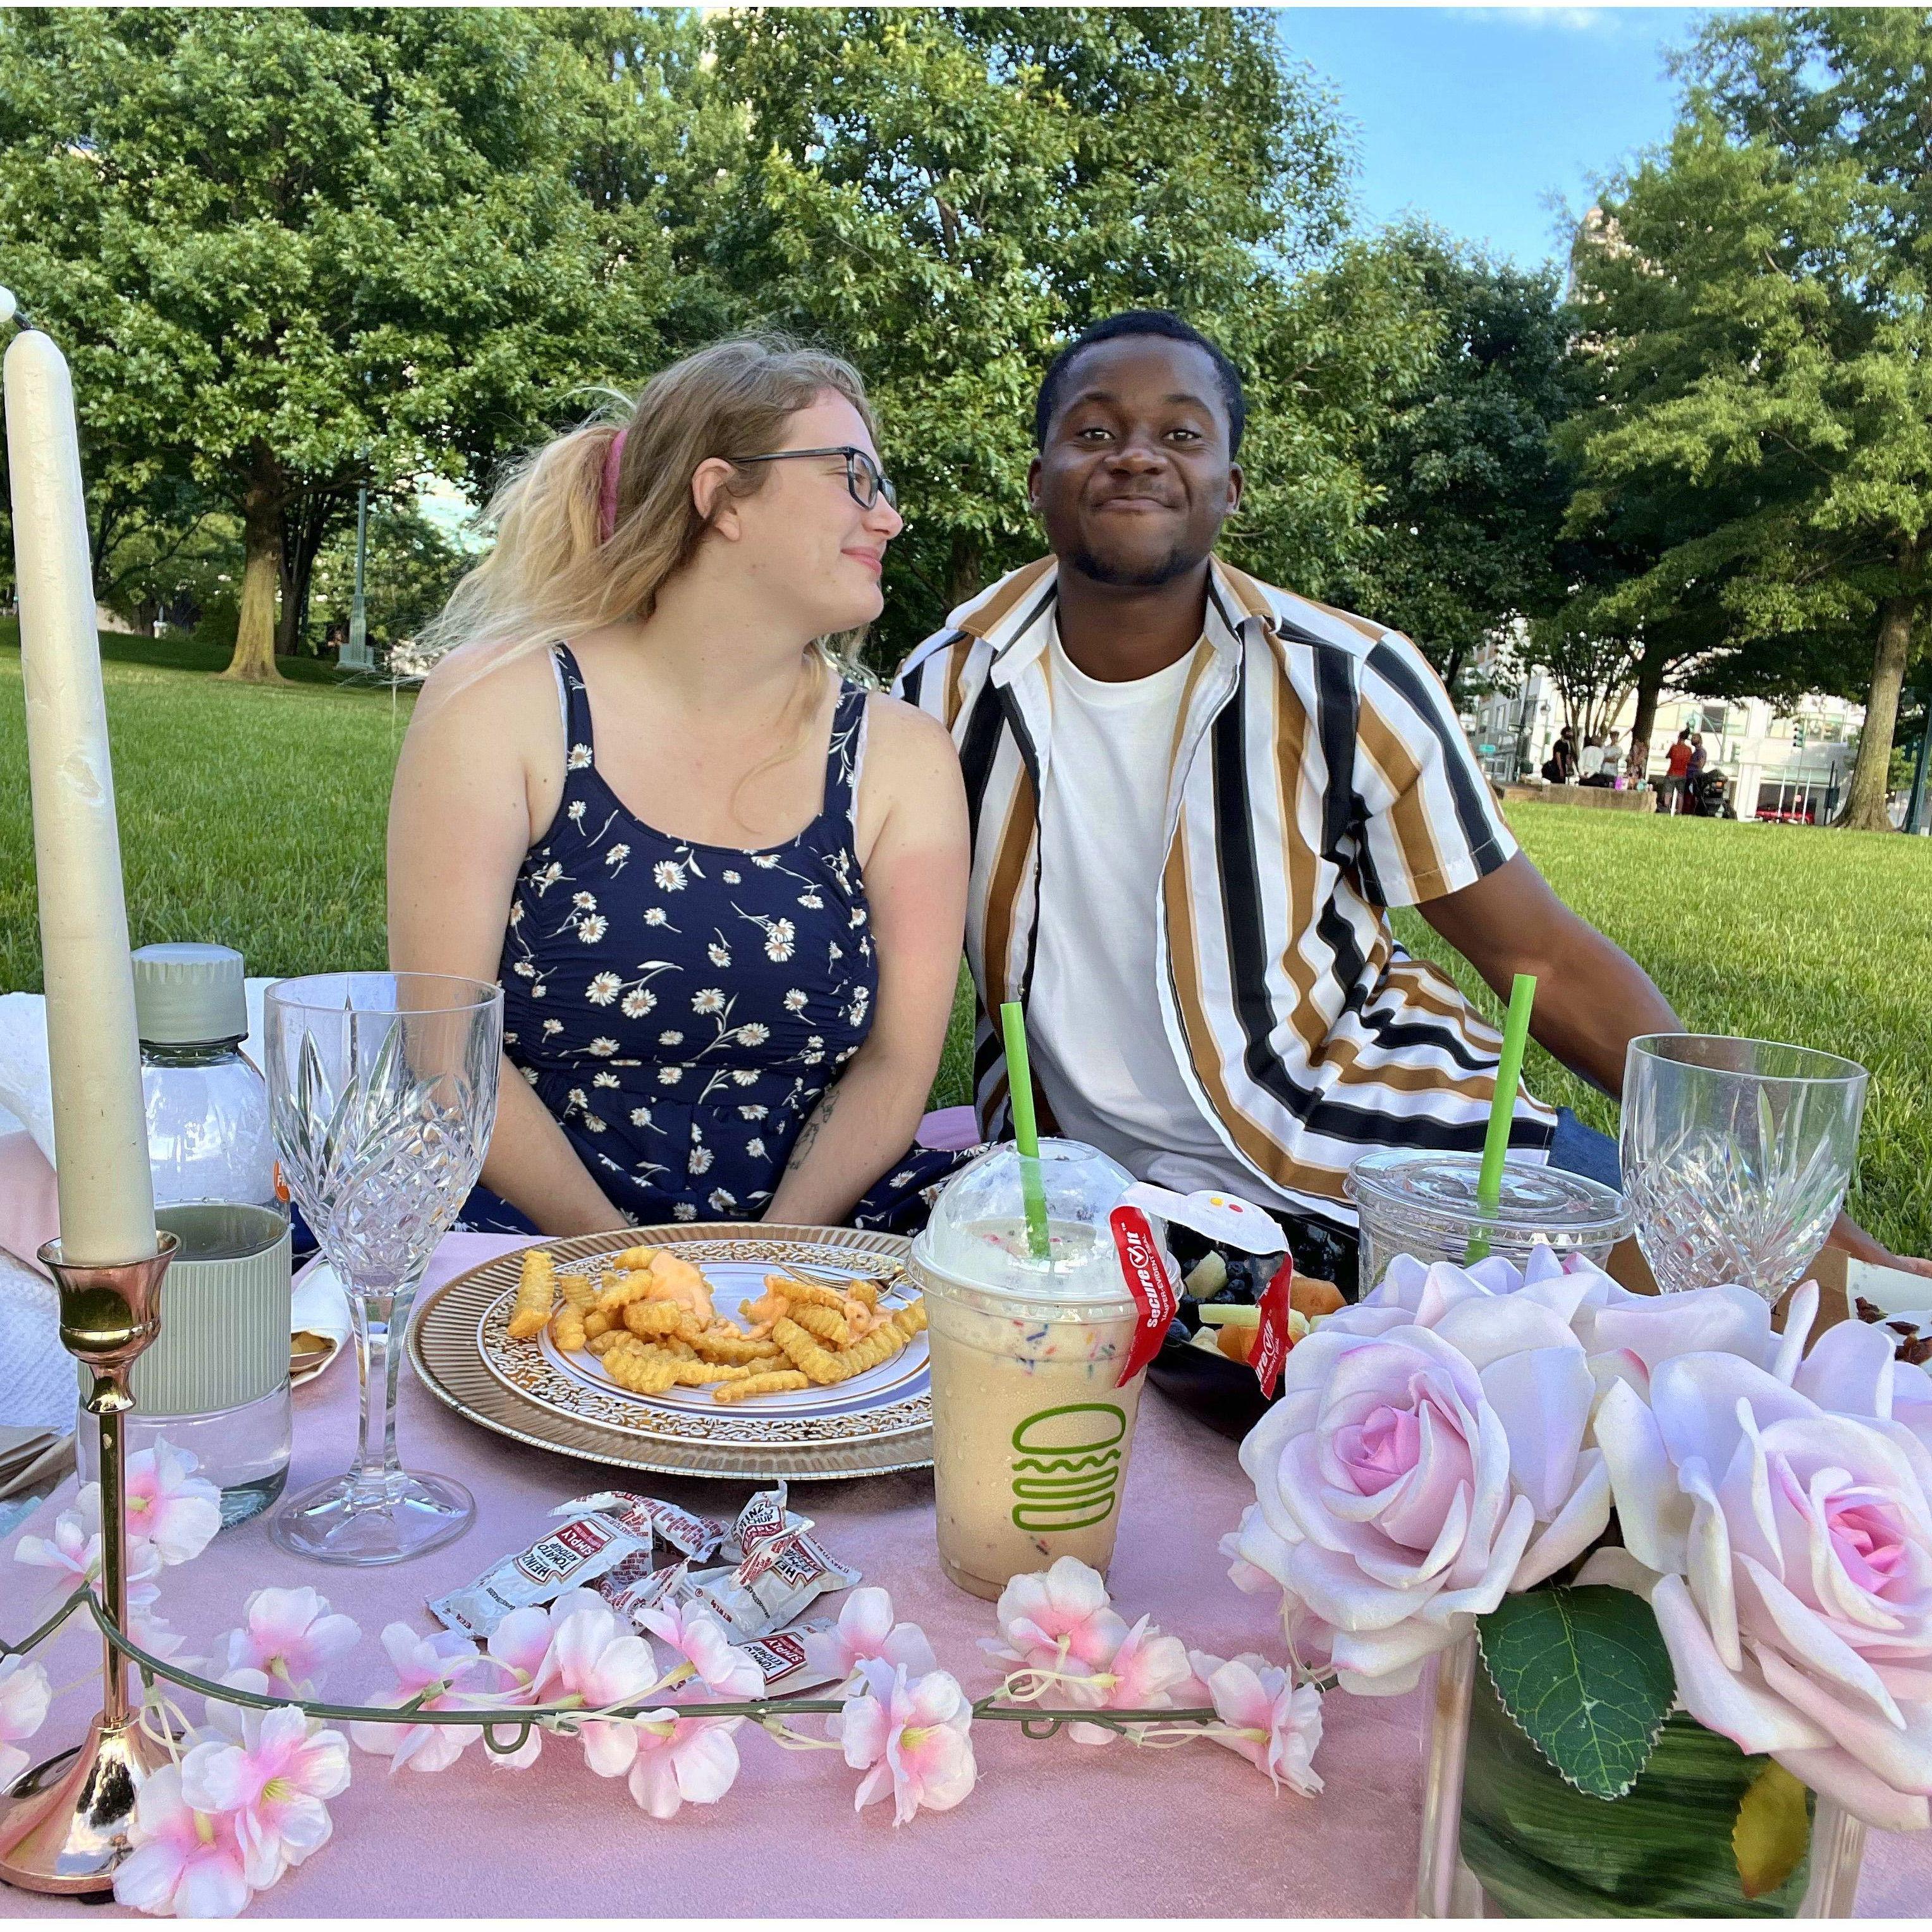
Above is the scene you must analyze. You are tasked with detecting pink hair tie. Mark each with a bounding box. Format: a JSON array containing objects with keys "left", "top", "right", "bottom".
[{"left": 597, "top": 427, "right": 628, "bottom": 544}]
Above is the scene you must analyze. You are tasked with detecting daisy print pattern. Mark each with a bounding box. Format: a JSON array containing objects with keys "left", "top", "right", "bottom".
[{"left": 463, "top": 642, "right": 970, "bottom": 1238}]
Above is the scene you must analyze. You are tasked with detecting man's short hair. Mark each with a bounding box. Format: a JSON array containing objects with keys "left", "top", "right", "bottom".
[{"left": 1034, "top": 310, "right": 1247, "bottom": 455}]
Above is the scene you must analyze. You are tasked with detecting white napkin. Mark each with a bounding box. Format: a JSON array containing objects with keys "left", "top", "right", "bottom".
[{"left": 290, "top": 1259, "right": 352, "bottom": 1384}]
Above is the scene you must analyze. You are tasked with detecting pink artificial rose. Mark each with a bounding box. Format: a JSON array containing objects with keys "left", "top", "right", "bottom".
[
  {"left": 114, "top": 1764, "right": 252, "bottom": 1919},
  {"left": 1332, "top": 1248, "right": 1806, "bottom": 1398},
  {"left": 185, "top": 1699, "right": 351, "bottom": 1890},
  {"left": 221, "top": 1586, "right": 361, "bottom": 1696},
  {"left": 839, "top": 1661, "right": 977, "bottom": 1824},
  {"left": 0, "top": 1655, "right": 51, "bottom": 1790},
  {"left": 1187, "top": 1649, "right": 1324, "bottom": 1795},
  {"left": 625, "top": 1713, "right": 743, "bottom": 1818},
  {"left": 350, "top": 1623, "right": 492, "bottom": 1774},
  {"left": 803, "top": 1585, "right": 938, "bottom": 1689},
  {"left": 984, "top": 1557, "right": 1128, "bottom": 1682},
  {"left": 1598, "top": 1351, "right": 1932, "bottom": 1830},
  {"left": 1235, "top": 1311, "right": 1604, "bottom": 1694}
]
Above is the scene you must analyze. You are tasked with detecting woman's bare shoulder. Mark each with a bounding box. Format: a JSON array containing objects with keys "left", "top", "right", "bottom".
[
  {"left": 413, "top": 638, "right": 559, "bottom": 736},
  {"left": 863, "top": 688, "right": 961, "bottom": 772}
]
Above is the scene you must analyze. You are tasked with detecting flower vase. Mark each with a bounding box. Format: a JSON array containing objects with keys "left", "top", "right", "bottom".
[{"left": 1416, "top": 1638, "right": 1866, "bottom": 1918}]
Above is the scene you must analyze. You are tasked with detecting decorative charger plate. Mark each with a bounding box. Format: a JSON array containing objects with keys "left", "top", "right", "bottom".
[{"left": 408, "top": 1223, "right": 932, "bottom": 1483}]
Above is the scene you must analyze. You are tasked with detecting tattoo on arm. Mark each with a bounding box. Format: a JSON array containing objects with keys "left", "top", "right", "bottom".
[{"left": 784, "top": 1084, "right": 841, "bottom": 1174}]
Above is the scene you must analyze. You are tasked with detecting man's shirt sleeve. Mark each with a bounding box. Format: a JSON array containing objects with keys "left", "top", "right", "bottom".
[{"left": 1351, "top": 630, "right": 1518, "bottom": 907}]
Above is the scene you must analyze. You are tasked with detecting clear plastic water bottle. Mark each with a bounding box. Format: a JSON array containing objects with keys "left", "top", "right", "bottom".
[{"left": 77, "top": 945, "right": 293, "bottom": 1525}]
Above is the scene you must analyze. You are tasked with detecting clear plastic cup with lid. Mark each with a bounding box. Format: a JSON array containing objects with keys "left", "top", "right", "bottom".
[
  {"left": 912, "top": 1139, "right": 1154, "bottom": 1599},
  {"left": 1346, "top": 1149, "right": 1632, "bottom": 1290}
]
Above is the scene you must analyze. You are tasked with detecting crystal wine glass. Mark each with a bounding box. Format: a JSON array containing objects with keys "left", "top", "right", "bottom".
[
  {"left": 264, "top": 972, "right": 501, "bottom": 1563},
  {"left": 1621, "top": 1034, "right": 1868, "bottom": 1304}
]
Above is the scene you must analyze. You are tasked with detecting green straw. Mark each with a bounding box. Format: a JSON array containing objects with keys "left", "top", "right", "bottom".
[
  {"left": 1001, "top": 999, "right": 1051, "bottom": 1261},
  {"left": 1465, "top": 972, "right": 1538, "bottom": 1264}
]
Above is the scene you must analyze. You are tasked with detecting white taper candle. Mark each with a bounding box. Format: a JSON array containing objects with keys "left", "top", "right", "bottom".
[{"left": 5, "top": 326, "right": 156, "bottom": 1264}]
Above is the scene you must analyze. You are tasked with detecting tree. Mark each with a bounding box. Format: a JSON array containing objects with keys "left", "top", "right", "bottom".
[
  {"left": 696, "top": 7, "right": 1361, "bottom": 664},
  {"left": 0, "top": 8, "right": 693, "bottom": 682},
  {"left": 305, "top": 497, "right": 474, "bottom": 656},
  {"left": 1326, "top": 227, "right": 1583, "bottom": 692},
  {"left": 1563, "top": 11, "right": 1932, "bottom": 830}
]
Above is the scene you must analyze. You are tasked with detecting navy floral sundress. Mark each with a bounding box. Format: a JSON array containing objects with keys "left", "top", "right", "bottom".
[{"left": 458, "top": 643, "right": 972, "bottom": 1236}]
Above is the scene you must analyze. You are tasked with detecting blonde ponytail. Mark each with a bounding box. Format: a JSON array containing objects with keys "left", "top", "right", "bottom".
[{"left": 420, "top": 337, "right": 877, "bottom": 675}]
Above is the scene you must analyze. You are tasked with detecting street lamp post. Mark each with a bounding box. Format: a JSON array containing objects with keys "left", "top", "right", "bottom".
[
  {"left": 1906, "top": 690, "right": 1931, "bottom": 836},
  {"left": 340, "top": 485, "right": 371, "bottom": 671}
]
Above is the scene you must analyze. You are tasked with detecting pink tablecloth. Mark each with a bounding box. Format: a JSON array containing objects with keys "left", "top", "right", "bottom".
[{"left": 4, "top": 1233, "right": 1928, "bottom": 1917}]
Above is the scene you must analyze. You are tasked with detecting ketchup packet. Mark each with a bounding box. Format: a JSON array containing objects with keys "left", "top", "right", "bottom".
[
  {"left": 430, "top": 1511, "right": 652, "bottom": 1640},
  {"left": 1252, "top": 1257, "right": 1297, "bottom": 1400},
  {"left": 738, "top": 1618, "right": 840, "bottom": 1697},
  {"left": 690, "top": 1528, "right": 859, "bottom": 1640},
  {"left": 721, "top": 1482, "right": 807, "bottom": 1563},
  {"left": 596, "top": 1554, "right": 693, "bottom": 1627},
  {"left": 554, "top": 1492, "right": 725, "bottom": 1564}
]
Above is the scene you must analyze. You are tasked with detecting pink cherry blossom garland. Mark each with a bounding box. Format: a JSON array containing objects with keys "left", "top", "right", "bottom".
[{"left": 4, "top": 1454, "right": 1321, "bottom": 1919}]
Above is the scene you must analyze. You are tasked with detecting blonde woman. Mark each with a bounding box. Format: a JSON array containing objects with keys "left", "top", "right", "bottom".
[{"left": 388, "top": 339, "right": 971, "bottom": 1235}]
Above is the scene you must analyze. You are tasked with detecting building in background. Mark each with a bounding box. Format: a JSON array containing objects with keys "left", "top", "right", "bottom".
[{"left": 1461, "top": 647, "right": 1867, "bottom": 823}]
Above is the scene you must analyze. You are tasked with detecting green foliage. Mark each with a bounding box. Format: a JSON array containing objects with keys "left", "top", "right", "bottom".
[
  {"left": 1326, "top": 226, "right": 1583, "bottom": 686},
  {"left": 695, "top": 7, "right": 1380, "bottom": 663},
  {"left": 1563, "top": 11, "right": 1932, "bottom": 821},
  {"left": 0, "top": 6, "right": 695, "bottom": 669},
  {"left": 1477, "top": 1586, "right": 1678, "bottom": 1801},
  {"left": 306, "top": 499, "right": 472, "bottom": 652}
]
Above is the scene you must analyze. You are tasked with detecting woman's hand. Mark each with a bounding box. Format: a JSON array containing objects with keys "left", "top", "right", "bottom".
[
  {"left": 764, "top": 695, "right": 968, "bottom": 1226},
  {"left": 387, "top": 642, "right": 626, "bottom": 1236}
]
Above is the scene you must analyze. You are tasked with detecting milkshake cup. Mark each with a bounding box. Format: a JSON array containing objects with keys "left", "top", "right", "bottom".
[{"left": 913, "top": 1139, "right": 1152, "bottom": 1600}]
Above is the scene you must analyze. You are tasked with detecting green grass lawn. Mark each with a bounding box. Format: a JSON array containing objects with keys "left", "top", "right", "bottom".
[
  {"left": 0, "top": 625, "right": 412, "bottom": 991},
  {"left": 5, "top": 633, "right": 1929, "bottom": 1252}
]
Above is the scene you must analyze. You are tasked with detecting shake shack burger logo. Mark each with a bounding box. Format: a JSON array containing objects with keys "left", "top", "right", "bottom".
[{"left": 1008, "top": 1402, "right": 1128, "bottom": 1532}]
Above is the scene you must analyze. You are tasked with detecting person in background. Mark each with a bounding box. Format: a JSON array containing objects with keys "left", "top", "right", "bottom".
[
  {"left": 1624, "top": 726, "right": 1650, "bottom": 786},
  {"left": 1550, "top": 723, "right": 1577, "bottom": 784},
  {"left": 1660, "top": 729, "right": 1695, "bottom": 814},
  {"left": 895, "top": 309, "right": 1927, "bottom": 1284},
  {"left": 1575, "top": 733, "right": 1605, "bottom": 783},
  {"left": 1687, "top": 731, "right": 1709, "bottom": 811},
  {"left": 388, "top": 337, "right": 972, "bottom": 1237}
]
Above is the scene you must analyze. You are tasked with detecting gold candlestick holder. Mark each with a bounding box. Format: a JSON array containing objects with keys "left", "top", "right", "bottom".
[{"left": 0, "top": 1233, "right": 177, "bottom": 1896}]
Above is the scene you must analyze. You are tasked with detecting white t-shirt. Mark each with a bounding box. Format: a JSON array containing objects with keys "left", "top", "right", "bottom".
[
  {"left": 1575, "top": 742, "right": 1605, "bottom": 779},
  {"left": 1027, "top": 628, "right": 1245, "bottom": 1198}
]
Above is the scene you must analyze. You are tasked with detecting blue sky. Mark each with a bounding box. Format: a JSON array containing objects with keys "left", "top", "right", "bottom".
[{"left": 1276, "top": 7, "right": 1716, "bottom": 269}]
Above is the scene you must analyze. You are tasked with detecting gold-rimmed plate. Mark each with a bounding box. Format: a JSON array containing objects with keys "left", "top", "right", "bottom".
[{"left": 408, "top": 1224, "right": 934, "bottom": 1483}]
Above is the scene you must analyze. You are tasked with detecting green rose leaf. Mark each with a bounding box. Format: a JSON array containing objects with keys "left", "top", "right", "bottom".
[{"left": 1476, "top": 1586, "right": 1677, "bottom": 1800}]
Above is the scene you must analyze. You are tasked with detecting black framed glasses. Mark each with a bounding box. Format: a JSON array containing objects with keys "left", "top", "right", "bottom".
[{"left": 728, "top": 444, "right": 898, "bottom": 511}]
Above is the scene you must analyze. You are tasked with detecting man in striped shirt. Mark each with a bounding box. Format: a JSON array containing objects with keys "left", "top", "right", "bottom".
[{"left": 893, "top": 310, "right": 1914, "bottom": 1283}]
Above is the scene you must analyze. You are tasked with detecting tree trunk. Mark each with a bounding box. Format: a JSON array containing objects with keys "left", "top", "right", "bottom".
[
  {"left": 947, "top": 530, "right": 983, "bottom": 613},
  {"left": 274, "top": 488, "right": 345, "bottom": 657},
  {"left": 222, "top": 468, "right": 285, "bottom": 684},
  {"left": 1629, "top": 642, "right": 1667, "bottom": 780},
  {"left": 1838, "top": 592, "right": 1914, "bottom": 832}
]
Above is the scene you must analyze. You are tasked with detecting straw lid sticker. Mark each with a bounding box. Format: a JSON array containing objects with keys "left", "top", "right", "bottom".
[{"left": 1120, "top": 1183, "right": 1288, "bottom": 1254}]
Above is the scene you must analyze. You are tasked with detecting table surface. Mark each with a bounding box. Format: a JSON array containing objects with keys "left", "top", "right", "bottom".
[{"left": 4, "top": 1233, "right": 1927, "bottom": 1918}]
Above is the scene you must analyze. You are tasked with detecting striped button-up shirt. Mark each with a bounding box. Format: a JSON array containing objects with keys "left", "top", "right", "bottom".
[{"left": 893, "top": 555, "right": 1556, "bottom": 1229}]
